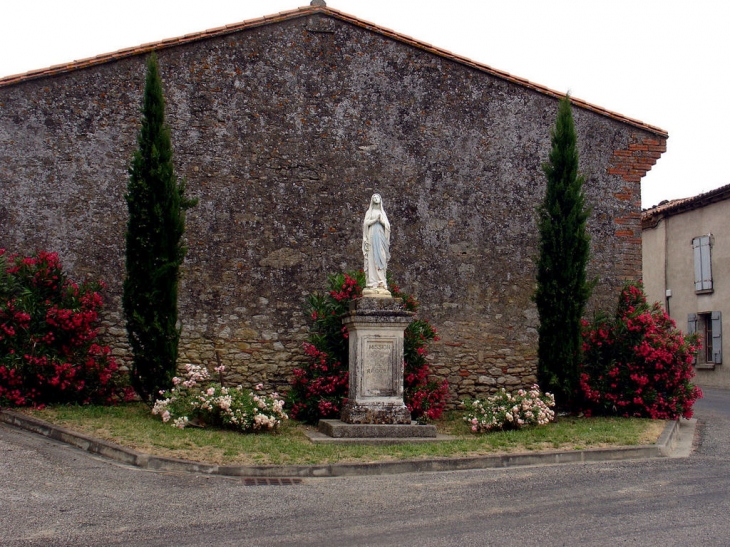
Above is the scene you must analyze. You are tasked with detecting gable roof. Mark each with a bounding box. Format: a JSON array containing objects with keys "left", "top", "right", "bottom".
[
  {"left": 642, "top": 183, "right": 730, "bottom": 229},
  {"left": 0, "top": 4, "right": 667, "bottom": 138}
]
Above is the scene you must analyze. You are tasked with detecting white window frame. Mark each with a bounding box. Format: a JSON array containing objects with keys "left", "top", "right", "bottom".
[{"left": 688, "top": 311, "right": 722, "bottom": 366}]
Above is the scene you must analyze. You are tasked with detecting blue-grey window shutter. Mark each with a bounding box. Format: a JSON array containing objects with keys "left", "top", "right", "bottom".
[
  {"left": 712, "top": 311, "right": 722, "bottom": 364},
  {"left": 687, "top": 313, "right": 698, "bottom": 334},
  {"left": 693, "top": 236, "right": 713, "bottom": 291},
  {"left": 688, "top": 313, "right": 698, "bottom": 364},
  {"left": 701, "top": 236, "right": 713, "bottom": 290},
  {"left": 693, "top": 239, "right": 703, "bottom": 291}
]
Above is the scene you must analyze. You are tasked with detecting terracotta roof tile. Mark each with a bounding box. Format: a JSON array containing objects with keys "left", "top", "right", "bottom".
[
  {"left": 642, "top": 183, "right": 730, "bottom": 229},
  {"left": 202, "top": 25, "right": 230, "bottom": 35},
  {"left": 0, "top": 4, "right": 667, "bottom": 137}
]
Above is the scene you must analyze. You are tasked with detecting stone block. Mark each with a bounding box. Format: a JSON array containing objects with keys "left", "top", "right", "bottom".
[
  {"left": 318, "top": 419, "right": 437, "bottom": 438},
  {"left": 339, "top": 297, "right": 413, "bottom": 425}
]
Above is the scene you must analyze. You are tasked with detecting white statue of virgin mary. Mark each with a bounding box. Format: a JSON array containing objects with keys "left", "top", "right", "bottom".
[{"left": 362, "top": 193, "right": 391, "bottom": 297}]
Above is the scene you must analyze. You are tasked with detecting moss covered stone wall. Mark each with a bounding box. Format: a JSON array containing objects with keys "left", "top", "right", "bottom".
[{"left": 0, "top": 13, "right": 663, "bottom": 404}]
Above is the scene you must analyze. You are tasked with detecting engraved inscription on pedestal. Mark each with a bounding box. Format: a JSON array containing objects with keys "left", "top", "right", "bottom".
[{"left": 362, "top": 340, "right": 395, "bottom": 397}]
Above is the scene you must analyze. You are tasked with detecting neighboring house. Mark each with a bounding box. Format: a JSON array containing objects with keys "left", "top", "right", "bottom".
[
  {"left": 642, "top": 183, "right": 730, "bottom": 388},
  {"left": 0, "top": 2, "right": 666, "bottom": 402}
]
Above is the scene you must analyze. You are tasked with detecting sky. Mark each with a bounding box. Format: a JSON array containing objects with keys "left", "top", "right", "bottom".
[{"left": 1, "top": 0, "right": 728, "bottom": 209}]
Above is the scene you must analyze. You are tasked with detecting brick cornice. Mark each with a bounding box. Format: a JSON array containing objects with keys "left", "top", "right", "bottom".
[{"left": 609, "top": 134, "right": 667, "bottom": 279}]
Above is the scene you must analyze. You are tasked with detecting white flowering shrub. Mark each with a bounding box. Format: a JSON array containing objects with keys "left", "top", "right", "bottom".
[
  {"left": 152, "top": 364, "right": 287, "bottom": 432},
  {"left": 463, "top": 385, "right": 556, "bottom": 432}
]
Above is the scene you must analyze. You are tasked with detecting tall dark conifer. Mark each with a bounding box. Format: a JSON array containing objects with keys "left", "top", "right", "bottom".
[
  {"left": 124, "top": 53, "right": 196, "bottom": 404},
  {"left": 535, "top": 94, "right": 593, "bottom": 408}
]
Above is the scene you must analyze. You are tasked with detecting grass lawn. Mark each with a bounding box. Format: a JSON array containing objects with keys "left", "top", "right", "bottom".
[{"left": 15, "top": 403, "right": 667, "bottom": 466}]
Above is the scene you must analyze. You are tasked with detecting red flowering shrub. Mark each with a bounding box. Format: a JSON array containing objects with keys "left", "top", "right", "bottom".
[
  {"left": 578, "top": 281, "right": 702, "bottom": 419},
  {"left": 287, "top": 271, "right": 448, "bottom": 424},
  {"left": 0, "top": 249, "right": 131, "bottom": 407}
]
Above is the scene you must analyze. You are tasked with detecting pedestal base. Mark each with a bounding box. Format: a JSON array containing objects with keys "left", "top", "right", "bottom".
[
  {"left": 340, "top": 401, "right": 411, "bottom": 425},
  {"left": 362, "top": 288, "right": 392, "bottom": 298},
  {"left": 340, "top": 297, "right": 414, "bottom": 425},
  {"left": 318, "top": 419, "right": 437, "bottom": 439}
]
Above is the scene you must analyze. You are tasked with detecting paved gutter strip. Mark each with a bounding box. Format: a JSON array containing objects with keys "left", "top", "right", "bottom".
[
  {"left": 656, "top": 417, "right": 681, "bottom": 455},
  {"left": 0, "top": 410, "right": 682, "bottom": 478},
  {"left": 0, "top": 410, "right": 149, "bottom": 468}
]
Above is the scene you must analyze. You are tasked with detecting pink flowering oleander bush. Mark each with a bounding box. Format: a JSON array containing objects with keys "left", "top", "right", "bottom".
[
  {"left": 152, "top": 364, "right": 287, "bottom": 432},
  {"left": 0, "top": 249, "right": 131, "bottom": 407},
  {"left": 578, "top": 281, "right": 702, "bottom": 420},
  {"left": 463, "top": 385, "right": 556, "bottom": 432},
  {"left": 287, "top": 271, "right": 448, "bottom": 424},
  {"left": 463, "top": 384, "right": 555, "bottom": 433}
]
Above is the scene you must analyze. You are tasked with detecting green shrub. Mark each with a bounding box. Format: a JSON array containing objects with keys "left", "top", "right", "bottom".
[
  {"left": 124, "top": 53, "right": 196, "bottom": 405},
  {"left": 535, "top": 94, "right": 593, "bottom": 408}
]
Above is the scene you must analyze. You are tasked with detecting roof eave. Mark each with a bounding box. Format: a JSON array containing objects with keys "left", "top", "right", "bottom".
[{"left": 642, "top": 182, "right": 730, "bottom": 229}]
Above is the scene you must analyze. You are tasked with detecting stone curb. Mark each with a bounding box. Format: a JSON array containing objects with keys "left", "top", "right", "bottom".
[{"left": 0, "top": 410, "right": 684, "bottom": 478}]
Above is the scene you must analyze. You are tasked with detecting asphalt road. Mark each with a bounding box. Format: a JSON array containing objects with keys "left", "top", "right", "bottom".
[{"left": 1, "top": 389, "right": 729, "bottom": 547}]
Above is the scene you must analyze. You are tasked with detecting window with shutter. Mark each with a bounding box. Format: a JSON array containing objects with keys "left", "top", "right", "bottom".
[
  {"left": 692, "top": 235, "right": 713, "bottom": 292},
  {"left": 691, "top": 312, "right": 722, "bottom": 367}
]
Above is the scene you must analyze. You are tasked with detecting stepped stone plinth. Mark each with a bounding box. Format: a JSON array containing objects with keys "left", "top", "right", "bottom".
[{"left": 315, "top": 297, "right": 438, "bottom": 442}]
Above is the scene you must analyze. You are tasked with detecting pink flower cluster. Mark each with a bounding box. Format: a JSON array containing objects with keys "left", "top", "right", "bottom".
[
  {"left": 152, "top": 364, "right": 287, "bottom": 432},
  {"left": 0, "top": 249, "right": 130, "bottom": 407},
  {"left": 288, "top": 341, "right": 349, "bottom": 422},
  {"left": 578, "top": 282, "right": 702, "bottom": 420},
  {"left": 463, "top": 385, "right": 556, "bottom": 432},
  {"left": 329, "top": 273, "right": 362, "bottom": 302}
]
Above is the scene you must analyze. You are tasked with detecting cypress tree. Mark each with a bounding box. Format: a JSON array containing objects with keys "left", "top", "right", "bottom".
[
  {"left": 123, "top": 52, "right": 197, "bottom": 404},
  {"left": 535, "top": 94, "right": 593, "bottom": 408}
]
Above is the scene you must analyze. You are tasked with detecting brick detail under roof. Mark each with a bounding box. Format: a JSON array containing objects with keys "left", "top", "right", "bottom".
[
  {"left": 609, "top": 135, "right": 667, "bottom": 279},
  {"left": 608, "top": 137, "right": 666, "bottom": 184}
]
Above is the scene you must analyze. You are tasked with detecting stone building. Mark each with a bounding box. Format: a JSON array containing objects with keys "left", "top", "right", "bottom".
[
  {"left": 643, "top": 184, "right": 730, "bottom": 389},
  {"left": 0, "top": 3, "right": 666, "bottom": 403}
]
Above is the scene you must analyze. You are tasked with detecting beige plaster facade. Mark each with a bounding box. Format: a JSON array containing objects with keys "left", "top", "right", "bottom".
[{"left": 642, "top": 184, "right": 730, "bottom": 388}]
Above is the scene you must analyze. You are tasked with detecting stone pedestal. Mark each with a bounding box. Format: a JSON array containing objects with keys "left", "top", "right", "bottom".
[{"left": 340, "top": 297, "right": 413, "bottom": 424}]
